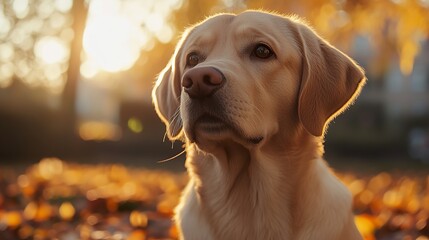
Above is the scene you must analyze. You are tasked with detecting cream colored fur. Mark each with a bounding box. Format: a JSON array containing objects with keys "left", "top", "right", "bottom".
[{"left": 153, "top": 10, "right": 365, "bottom": 240}]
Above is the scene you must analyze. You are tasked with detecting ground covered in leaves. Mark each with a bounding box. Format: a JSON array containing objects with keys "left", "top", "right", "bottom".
[{"left": 0, "top": 158, "right": 428, "bottom": 240}]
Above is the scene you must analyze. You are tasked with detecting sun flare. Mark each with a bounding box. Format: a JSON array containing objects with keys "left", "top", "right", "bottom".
[
  {"left": 80, "top": 0, "right": 181, "bottom": 78},
  {"left": 83, "top": 15, "right": 142, "bottom": 73}
]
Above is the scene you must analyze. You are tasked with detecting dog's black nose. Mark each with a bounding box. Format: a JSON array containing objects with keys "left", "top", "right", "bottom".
[{"left": 182, "top": 67, "right": 225, "bottom": 99}]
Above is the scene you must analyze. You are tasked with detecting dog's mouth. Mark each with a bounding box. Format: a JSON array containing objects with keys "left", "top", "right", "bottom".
[
  {"left": 191, "top": 113, "right": 263, "bottom": 145},
  {"left": 194, "top": 114, "right": 230, "bottom": 132},
  {"left": 195, "top": 114, "right": 229, "bottom": 129}
]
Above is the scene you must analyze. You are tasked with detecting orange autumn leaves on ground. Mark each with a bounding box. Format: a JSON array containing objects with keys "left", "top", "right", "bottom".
[
  {"left": 0, "top": 158, "right": 187, "bottom": 239},
  {"left": 0, "top": 158, "right": 429, "bottom": 240},
  {"left": 339, "top": 172, "right": 429, "bottom": 240}
]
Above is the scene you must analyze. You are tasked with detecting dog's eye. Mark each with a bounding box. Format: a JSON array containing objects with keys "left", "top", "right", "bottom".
[
  {"left": 186, "top": 53, "right": 200, "bottom": 67},
  {"left": 253, "top": 44, "right": 274, "bottom": 59}
]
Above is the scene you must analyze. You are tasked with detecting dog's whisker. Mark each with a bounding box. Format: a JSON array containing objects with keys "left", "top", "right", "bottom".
[
  {"left": 164, "top": 108, "right": 180, "bottom": 142},
  {"left": 168, "top": 107, "right": 181, "bottom": 124},
  {"left": 167, "top": 107, "right": 182, "bottom": 138},
  {"left": 170, "top": 115, "right": 182, "bottom": 139},
  {"left": 162, "top": 131, "right": 168, "bottom": 142},
  {"left": 157, "top": 149, "right": 186, "bottom": 163}
]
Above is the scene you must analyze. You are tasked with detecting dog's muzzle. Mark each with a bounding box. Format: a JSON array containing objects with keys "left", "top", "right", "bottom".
[{"left": 182, "top": 66, "right": 263, "bottom": 145}]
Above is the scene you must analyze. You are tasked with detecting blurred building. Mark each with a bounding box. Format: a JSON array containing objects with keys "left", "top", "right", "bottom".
[{"left": 326, "top": 38, "right": 429, "bottom": 161}]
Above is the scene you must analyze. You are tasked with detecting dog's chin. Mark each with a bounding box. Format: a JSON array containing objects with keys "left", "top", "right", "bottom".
[{"left": 187, "top": 114, "right": 264, "bottom": 146}]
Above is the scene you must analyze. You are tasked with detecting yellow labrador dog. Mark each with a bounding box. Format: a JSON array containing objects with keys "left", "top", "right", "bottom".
[{"left": 153, "top": 10, "right": 365, "bottom": 240}]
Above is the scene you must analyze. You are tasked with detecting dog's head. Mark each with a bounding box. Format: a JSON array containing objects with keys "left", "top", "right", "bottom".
[{"left": 153, "top": 11, "right": 365, "bottom": 149}]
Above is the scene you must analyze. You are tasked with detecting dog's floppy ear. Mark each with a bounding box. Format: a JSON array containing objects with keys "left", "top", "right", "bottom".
[
  {"left": 295, "top": 22, "right": 366, "bottom": 137},
  {"left": 152, "top": 32, "right": 187, "bottom": 140}
]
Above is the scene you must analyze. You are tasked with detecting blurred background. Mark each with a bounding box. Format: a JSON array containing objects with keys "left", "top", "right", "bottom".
[{"left": 0, "top": 0, "right": 428, "bottom": 171}]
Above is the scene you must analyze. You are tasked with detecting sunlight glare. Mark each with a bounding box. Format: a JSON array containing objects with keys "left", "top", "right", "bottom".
[
  {"left": 34, "top": 36, "right": 69, "bottom": 65},
  {"left": 146, "top": 13, "right": 164, "bottom": 33},
  {"left": 82, "top": 0, "right": 181, "bottom": 76},
  {"left": 83, "top": 16, "right": 141, "bottom": 72}
]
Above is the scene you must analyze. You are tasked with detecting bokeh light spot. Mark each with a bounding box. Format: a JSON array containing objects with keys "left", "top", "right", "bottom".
[
  {"left": 129, "top": 211, "right": 148, "bottom": 227},
  {"left": 128, "top": 117, "right": 143, "bottom": 133},
  {"left": 156, "top": 25, "right": 174, "bottom": 43},
  {"left": 34, "top": 36, "right": 69, "bottom": 64},
  {"left": 59, "top": 202, "right": 75, "bottom": 220},
  {"left": 37, "top": 0, "right": 55, "bottom": 19},
  {"left": 79, "top": 121, "right": 122, "bottom": 141},
  {"left": 0, "top": 17, "right": 12, "bottom": 38},
  {"left": 13, "top": 0, "right": 30, "bottom": 19},
  {"left": 54, "top": 0, "right": 73, "bottom": 13},
  {"left": 4, "top": 211, "right": 22, "bottom": 229},
  {"left": 80, "top": 60, "right": 98, "bottom": 79},
  {"left": 0, "top": 43, "right": 15, "bottom": 61}
]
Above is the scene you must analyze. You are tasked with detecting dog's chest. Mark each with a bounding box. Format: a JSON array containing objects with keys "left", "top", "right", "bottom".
[{"left": 180, "top": 169, "right": 293, "bottom": 239}]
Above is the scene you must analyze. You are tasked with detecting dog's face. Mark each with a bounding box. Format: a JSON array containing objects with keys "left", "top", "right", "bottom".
[{"left": 153, "top": 11, "right": 365, "bottom": 150}]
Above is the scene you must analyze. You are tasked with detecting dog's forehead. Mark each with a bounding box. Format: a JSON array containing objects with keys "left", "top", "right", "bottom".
[
  {"left": 196, "top": 12, "right": 280, "bottom": 34},
  {"left": 234, "top": 11, "right": 280, "bottom": 26},
  {"left": 185, "top": 14, "right": 233, "bottom": 46},
  {"left": 185, "top": 12, "right": 284, "bottom": 49}
]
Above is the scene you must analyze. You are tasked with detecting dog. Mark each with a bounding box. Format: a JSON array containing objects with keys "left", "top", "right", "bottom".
[{"left": 153, "top": 10, "right": 365, "bottom": 240}]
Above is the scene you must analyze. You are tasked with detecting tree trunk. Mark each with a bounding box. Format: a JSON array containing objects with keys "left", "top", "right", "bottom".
[{"left": 62, "top": 0, "right": 88, "bottom": 139}]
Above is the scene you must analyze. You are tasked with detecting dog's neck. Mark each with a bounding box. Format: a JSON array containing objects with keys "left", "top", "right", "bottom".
[{"left": 184, "top": 131, "right": 328, "bottom": 238}]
